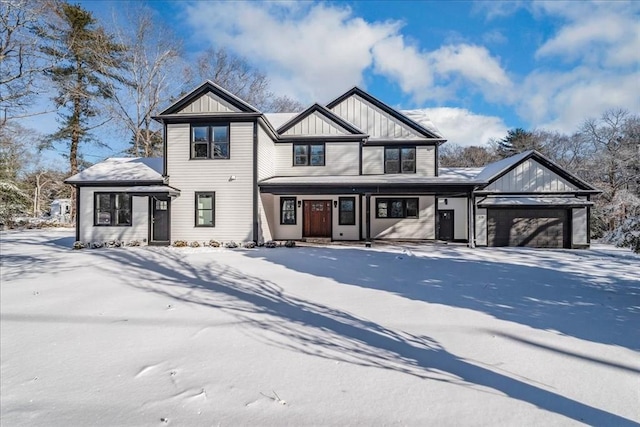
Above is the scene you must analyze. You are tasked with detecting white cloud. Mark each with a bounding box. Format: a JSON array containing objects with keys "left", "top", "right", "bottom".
[{"left": 404, "top": 108, "right": 508, "bottom": 147}]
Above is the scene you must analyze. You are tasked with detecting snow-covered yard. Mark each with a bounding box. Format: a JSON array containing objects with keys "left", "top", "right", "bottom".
[{"left": 1, "top": 230, "right": 639, "bottom": 426}]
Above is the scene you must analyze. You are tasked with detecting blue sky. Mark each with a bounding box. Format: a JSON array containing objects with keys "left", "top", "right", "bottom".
[{"left": 26, "top": 0, "right": 640, "bottom": 164}]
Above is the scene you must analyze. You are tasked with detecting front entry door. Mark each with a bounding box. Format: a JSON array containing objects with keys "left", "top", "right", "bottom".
[
  {"left": 151, "top": 197, "right": 170, "bottom": 244},
  {"left": 303, "top": 200, "right": 332, "bottom": 238},
  {"left": 438, "top": 210, "right": 454, "bottom": 241}
]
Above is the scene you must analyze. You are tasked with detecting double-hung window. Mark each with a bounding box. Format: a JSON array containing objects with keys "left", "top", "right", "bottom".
[
  {"left": 191, "top": 124, "right": 230, "bottom": 159},
  {"left": 385, "top": 147, "right": 416, "bottom": 173},
  {"left": 339, "top": 197, "right": 356, "bottom": 225},
  {"left": 280, "top": 197, "right": 297, "bottom": 224},
  {"left": 195, "top": 192, "right": 215, "bottom": 227},
  {"left": 293, "top": 143, "right": 325, "bottom": 166},
  {"left": 376, "top": 198, "right": 419, "bottom": 219},
  {"left": 94, "top": 193, "right": 132, "bottom": 226}
]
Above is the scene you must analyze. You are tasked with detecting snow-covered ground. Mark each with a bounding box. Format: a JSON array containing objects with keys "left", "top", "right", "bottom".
[{"left": 1, "top": 230, "right": 639, "bottom": 426}]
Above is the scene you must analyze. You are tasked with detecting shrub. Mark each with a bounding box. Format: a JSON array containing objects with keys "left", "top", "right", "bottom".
[
  {"left": 72, "top": 241, "right": 85, "bottom": 250},
  {"left": 90, "top": 242, "right": 104, "bottom": 249},
  {"left": 264, "top": 240, "right": 277, "bottom": 248},
  {"left": 173, "top": 240, "right": 188, "bottom": 247},
  {"left": 284, "top": 240, "right": 296, "bottom": 248},
  {"left": 208, "top": 240, "right": 221, "bottom": 247},
  {"left": 224, "top": 241, "right": 238, "bottom": 249},
  {"left": 243, "top": 241, "right": 256, "bottom": 249},
  {"left": 127, "top": 240, "right": 140, "bottom": 247},
  {"left": 189, "top": 241, "right": 201, "bottom": 248}
]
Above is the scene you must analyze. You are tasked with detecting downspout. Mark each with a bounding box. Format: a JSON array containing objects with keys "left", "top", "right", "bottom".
[
  {"left": 74, "top": 186, "right": 80, "bottom": 243},
  {"left": 252, "top": 120, "right": 259, "bottom": 243},
  {"left": 365, "top": 193, "right": 371, "bottom": 247},
  {"left": 468, "top": 187, "right": 476, "bottom": 249}
]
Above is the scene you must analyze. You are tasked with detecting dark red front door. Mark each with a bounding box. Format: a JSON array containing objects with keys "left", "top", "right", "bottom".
[{"left": 303, "top": 200, "right": 332, "bottom": 238}]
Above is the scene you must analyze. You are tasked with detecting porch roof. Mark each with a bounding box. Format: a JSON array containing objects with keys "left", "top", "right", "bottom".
[
  {"left": 123, "top": 185, "right": 180, "bottom": 197},
  {"left": 478, "top": 196, "right": 593, "bottom": 208}
]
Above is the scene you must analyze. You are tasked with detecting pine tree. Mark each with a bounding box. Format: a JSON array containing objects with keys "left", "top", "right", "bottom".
[
  {"left": 40, "top": 3, "right": 127, "bottom": 177},
  {"left": 496, "top": 128, "right": 542, "bottom": 158}
]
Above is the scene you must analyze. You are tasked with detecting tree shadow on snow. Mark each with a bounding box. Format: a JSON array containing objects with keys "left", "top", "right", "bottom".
[{"left": 89, "top": 248, "right": 637, "bottom": 426}]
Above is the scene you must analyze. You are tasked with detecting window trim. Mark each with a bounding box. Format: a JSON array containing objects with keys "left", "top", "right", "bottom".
[
  {"left": 93, "top": 192, "right": 132, "bottom": 227},
  {"left": 194, "top": 191, "right": 216, "bottom": 227},
  {"left": 375, "top": 198, "right": 419, "bottom": 219},
  {"left": 280, "top": 197, "right": 297, "bottom": 225},
  {"left": 384, "top": 146, "right": 416, "bottom": 174},
  {"left": 293, "top": 143, "right": 325, "bottom": 166},
  {"left": 338, "top": 197, "right": 356, "bottom": 225},
  {"left": 190, "top": 123, "right": 230, "bottom": 160}
]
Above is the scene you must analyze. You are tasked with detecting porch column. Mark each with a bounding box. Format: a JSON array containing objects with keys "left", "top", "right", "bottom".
[
  {"left": 468, "top": 193, "right": 475, "bottom": 248},
  {"left": 365, "top": 193, "right": 371, "bottom": 247}
]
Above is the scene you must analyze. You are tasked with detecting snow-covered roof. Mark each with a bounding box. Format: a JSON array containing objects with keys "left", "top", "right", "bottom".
[
  {"left": 122, "top": 185, "right": 180, "bottom": 197},
  {"left": 478, "top": 196, "right": 594, "bottom": 207},
  {"left": 65, "top": 157, "right": 164, "bottom": 184},
  {"left": 264, "top": 113, "right": 299, "bottom": 131},
  {"left": 402, "top": 109, "right": 444, "bottom": 138},
  {"left": 260, "top": 174, "right": 482, "bottom": 186},
  {"left": 474, "top": 150, "right": 533, "bottom": 183},
  {"left": 439, "top": 167, "right": 484, "bottom": 180}
]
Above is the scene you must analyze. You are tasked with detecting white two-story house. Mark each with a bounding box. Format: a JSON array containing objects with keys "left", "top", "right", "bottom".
[{"left": 66, "top": 81, "right": 599, "bottom": 248}]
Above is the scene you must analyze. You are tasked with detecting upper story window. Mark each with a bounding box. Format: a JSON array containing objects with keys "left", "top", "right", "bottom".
[
  {"left": 385, "top": 147, "right": 415, "bottom": 174},
  {"left": 191, "top": 124, "right": 230, "bottom": 159},
  {"left": 94, "top": 193, "right": 132, "bottom": 226},
  {"left": 294, "top": 143, "right": 325, "bottom": 166}
]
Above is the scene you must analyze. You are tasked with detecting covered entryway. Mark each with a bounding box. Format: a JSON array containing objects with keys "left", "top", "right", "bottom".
[
  {"left": 487, "top": 208, "right": 569, "bottom": 248},
  {"left": 303, "top": 200, "right": 332, "bottom": 238}
]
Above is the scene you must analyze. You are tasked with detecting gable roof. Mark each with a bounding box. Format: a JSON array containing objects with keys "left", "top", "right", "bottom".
[
  {"left": 157, "top": 80, "right": 260, "bottom": 116},
  {"left": 277, "top": 103, "right": 366, "bottom": 136},
  {"left": 476, "top": 150, "right": 599, "bottom": 192},
  {"left": 326, "top": 87, "right": 444, "bottom": 141},
  {"left": 64, "top": 157, "right": 164, "bottom": 185}
]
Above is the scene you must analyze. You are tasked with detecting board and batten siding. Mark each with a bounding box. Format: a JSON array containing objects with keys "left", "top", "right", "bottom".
[
  {"left": 370, "top": 195, "right": 435, "bottom": 239},
  {"left": 275, "top": 142, "right": 359, "bottom": 176},
  {"left": 572, "top": 207, "right": 588, "bottom": 247},
  {"left": 486, "top": 159, "right": 578, "bottom": 192},
  {"left": 78, "top": 187, "right": 149, "bottom": 243},
  {"left": 178, "top": 92, "right": 241, "bottom": 114},
  {"left": 437, "top": 197, "right": 468, "bottom": 240},
  {"left": 362, "top": 145, "right": 435, "bottom": 176},
  {"left": 330, "top": 94, "right": 424, "bottom": 140},
  {"left": 166, "top": 122, "right": 255, "bottom": 242},
  {"left": 282, "top": 112, "right": 350, "bottom": 136}
]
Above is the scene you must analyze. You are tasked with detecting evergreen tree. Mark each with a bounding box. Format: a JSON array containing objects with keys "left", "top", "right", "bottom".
[
  {"left": 40, "top": 3, "right": 127, "bottom": 176},
  {"left": 496, "top": 128, "right": 543, "bottom": 158}
]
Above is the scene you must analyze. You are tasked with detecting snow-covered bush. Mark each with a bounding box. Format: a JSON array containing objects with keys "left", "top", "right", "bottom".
[
  {"left": 189, "top": 241, "right": 201, "bottom": 248},
  {"left": 105, "top": 240, "right": 122, "bottom": 248},
  {"left": 126, "top": 240, "right": 140, "bottom": 247},
  {"left": 284, "top": 240, "right": 296, "bottom": 248},
  {"left": 605, "top": 215, "right": 640, "bottom": 253},
  {"left": 72, "top": 241, "right": 85, "bottom": 250},
  {"left": 90, "top": 242, "right": 104, "bottom": 249},
  {"left": 264, "top": 240, "right": 277, "bottom": 248},
  {"left": 173, "top": 240, "right": 188, "bottom": 247},
  {"left": 224, "top": 241, "right": 238, "bottom": 249},
  {"left": 243, "top": 241, "right": 256, "bottom": 249},
  {"left": 208, "top": 239, "right": 221, "bottom": 247}
]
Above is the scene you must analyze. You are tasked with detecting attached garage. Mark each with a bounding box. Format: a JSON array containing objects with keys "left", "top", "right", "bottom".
[{"left": 487, "top": 208, "right": 569, "bottom": 248}]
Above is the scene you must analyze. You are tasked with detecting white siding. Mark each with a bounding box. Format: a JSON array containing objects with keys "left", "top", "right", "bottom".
[
  {"left": 362, "top": 146, "right": 383, "bottom": 175},
  {"left": 417, "top": 146, "right": 436, "bottom": 176},
  {"left": 78, "top": 187, "right": 149, "bottom": 243},
  {"left": 330, "top": 94, "right": 426, "bottom": 140},
  {"left": 257, "top": 193, "right": 273, "bottom": 243},
  {"left": 486, "top": 159, "right": 577, "bottom": 192},
  {"left": 437, "top": 197, "right": 468, "bottom": 240},
  {"left": 257, "top": 125, "right": 275, "bottom": 180},
  {"left": 370, "top": 196, "right": 435, "bottom": 239},
  {"left": 282, "top": 112, "right": 349, "bottom": 136},
  {"left": 475, "top": 207, "right": 487, "bottom": 246},
  {"left": 275, "top": 142, "right": 359, "bottom": 176},
  {"left": 362, "top": 145, "right": 435, "bottom": 176},
  {"left": 178, "top": 92, "right": 240, "bottom": 114},
  {"left": 166, "top": 122, "right": 255, "bottom": 243},
  {"left": 572, "top": 207, "right": 588, "bottom": 246},
  {"left": 268, "top": 194, "right": 360, "bottom": 241}
]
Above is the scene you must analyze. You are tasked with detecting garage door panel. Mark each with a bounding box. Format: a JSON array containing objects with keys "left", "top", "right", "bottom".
[{"left": 487, "top": 209, "right": 568, "bottom": 248}]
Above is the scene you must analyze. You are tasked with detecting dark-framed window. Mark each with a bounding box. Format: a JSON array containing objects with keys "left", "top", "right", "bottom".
[
  {"left": 376, "top": 198, "right": 419, "bottom": 218},
  {"left": 94, "top": 193, "right": 132, "bottom": 226},
  {"left": 339, "top": 197, "right": 356, "bottom": 225},
  {"left": 280, "top": 197, "right": 297, "bottom": 224},
  {"left": 385, "top": 147, "right": 416, "bottom": 174},
  {"left": 191, "top": 124, "right": 230, "bottom": 159},
  {"left": 195, "top": 192, "right": 215, "bottom": 227},
  {"left": 293, "top": 143, "right": 325, "bottom": 166}
]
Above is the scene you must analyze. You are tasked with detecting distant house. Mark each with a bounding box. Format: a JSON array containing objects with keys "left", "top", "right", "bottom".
[{"left": 65, "top": 81, "right": 599, "bottom": 248}]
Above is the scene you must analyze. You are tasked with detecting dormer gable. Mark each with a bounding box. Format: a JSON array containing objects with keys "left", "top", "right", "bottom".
[
  {"left": 157, "top": 80, "right": 260, "bottom": 117},
  {"left": 326, "top": 87, "right": 444, "bottom": 142},
  {"left": 277, "top": 103, "right": 366, "bottom": 137}
]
